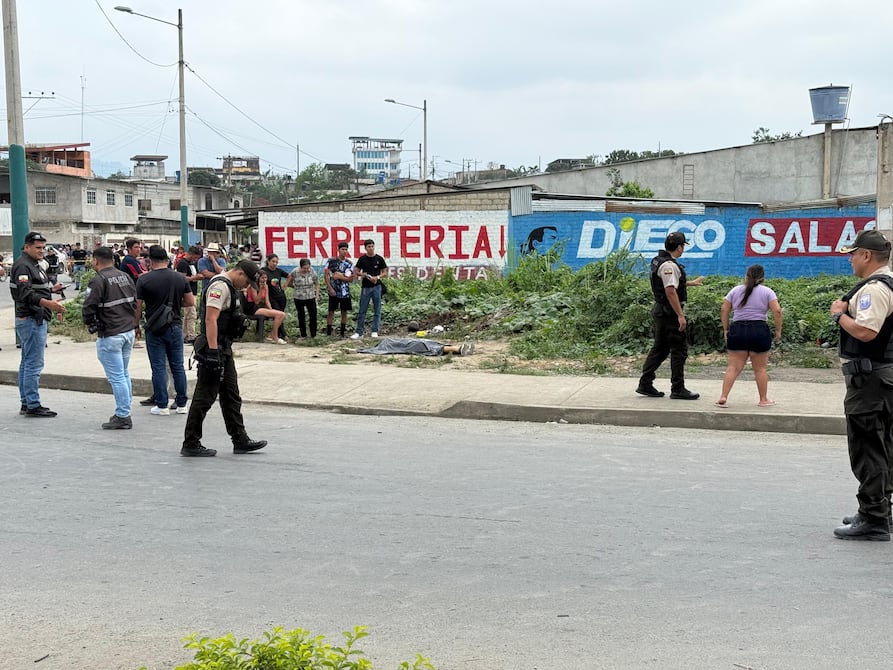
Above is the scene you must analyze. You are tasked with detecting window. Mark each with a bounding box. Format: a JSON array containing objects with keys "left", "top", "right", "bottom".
[
  {"left": 35, "top": 188, "right": 56, "bottom": 205},
  {"left": 106, "top": 190, "right": 116, "bottom": 206},
  {"left": 170, "top": 198, "right": 181, "bottom": 211},
  {"left": 138, "top": 199, "right": 152, "bottom": 211},
  {"left": 86, "top": 189, "right": 96, "bottom": 205},
  {"left": 125, "top": 193, "right": 134, "bottom": 207}
]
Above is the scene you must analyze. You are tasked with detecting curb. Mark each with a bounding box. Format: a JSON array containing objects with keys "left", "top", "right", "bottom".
[{"left": 0, "top": 373, "right": 847, "bottom": 436}]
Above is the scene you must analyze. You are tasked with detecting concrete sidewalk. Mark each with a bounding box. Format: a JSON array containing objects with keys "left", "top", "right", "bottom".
[{"left": 0, "top": 309, "right": 846, "bottom": 435}]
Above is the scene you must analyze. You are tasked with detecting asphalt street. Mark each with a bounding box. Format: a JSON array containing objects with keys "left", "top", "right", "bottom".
[{"left": 1, "top": 387, "right": 890, "bottom": 669}]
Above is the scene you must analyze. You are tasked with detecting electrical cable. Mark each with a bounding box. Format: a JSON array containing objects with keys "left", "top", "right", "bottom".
[{"left": 94, "top": 0, "right": 177, "bottom": 68}]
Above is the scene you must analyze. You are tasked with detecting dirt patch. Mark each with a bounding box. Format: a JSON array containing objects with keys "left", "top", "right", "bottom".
[{"left": 233, "top": 336, "right": 843, "bottom": 383}]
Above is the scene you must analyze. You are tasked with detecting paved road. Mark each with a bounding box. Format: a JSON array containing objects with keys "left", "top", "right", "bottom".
[{"left": 1, "top": 387, "right": 888, "bottom": 669}]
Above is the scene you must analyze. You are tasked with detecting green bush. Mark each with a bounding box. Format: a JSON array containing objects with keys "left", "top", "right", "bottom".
[{"left": 141, "top": 625, "right": 434, "bottom": 670}]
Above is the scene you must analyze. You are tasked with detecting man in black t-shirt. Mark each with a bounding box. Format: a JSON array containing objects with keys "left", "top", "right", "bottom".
[
  {"left": 176, "top": 245, "right": 201, "bottom": 342},
  {"left": 70, "top": 242, "right": 89, "bottom": 290},
  {"left": 351, "top": 239, "right": 388, "bottom": 339},
  {"left": 134, "top": 245, "right": 194, "bottom": 415}
]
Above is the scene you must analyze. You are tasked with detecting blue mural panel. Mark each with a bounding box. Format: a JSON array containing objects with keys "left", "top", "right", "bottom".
[{"left": 510, "top": 203, "right": 878, "bottom": 279}]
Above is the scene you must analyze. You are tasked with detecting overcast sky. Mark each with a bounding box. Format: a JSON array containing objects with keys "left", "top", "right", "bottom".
[{"left": 4, "top": 0, "right": 892, "bottom": 179}]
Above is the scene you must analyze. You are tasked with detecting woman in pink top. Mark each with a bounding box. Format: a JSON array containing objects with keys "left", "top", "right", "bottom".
[{"left": 716, "top": 264, "right": 783, "bottom": 408}]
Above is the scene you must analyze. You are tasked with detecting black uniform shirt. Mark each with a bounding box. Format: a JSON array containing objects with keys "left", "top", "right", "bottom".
[
  {"left": 82, "top": 267, "right": 137, "bottom": 337},
  {"left": 11, "top": 254, "right": 52, "bottom": 321}
]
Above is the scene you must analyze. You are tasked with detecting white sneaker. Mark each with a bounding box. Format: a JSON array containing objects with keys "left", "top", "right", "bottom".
[
  {"left": 350, "top": 333, "right": 361, "bottom": 339},
  {"left": 276, "top": 338, "right": 287, "bottom": 345},
  {"left": 150, "top": 406, "right": 170, "bottom": 416},
  {"left": 371, "top": 332, "right": 379, "bottom": 338},
  {"left": 175, "top": 405, "right": 188, "bottom": 415}
]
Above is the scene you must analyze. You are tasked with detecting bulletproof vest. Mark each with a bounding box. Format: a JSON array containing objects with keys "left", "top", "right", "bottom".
[
  {"left": 201, "top": 276, "right": 247, "bottom": 345},
  {"left": 838, "top": 275, "right": 893, "bottom": 363},
  {"left": 650, "top": 250, "right": 687, "bottom": 313}
]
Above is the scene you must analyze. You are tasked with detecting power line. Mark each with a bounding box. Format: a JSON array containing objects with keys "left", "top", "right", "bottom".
[{"left": 93, "top": 0, "right": 177, "bottom": 68}]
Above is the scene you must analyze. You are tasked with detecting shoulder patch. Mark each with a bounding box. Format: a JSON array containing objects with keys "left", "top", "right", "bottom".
[
  {"left": 17, "top": 274, "right": 30, "bottom": 283},
  {"left": 208, "top": 288, "right": 223, "bottom": 301},
  {"left": 859, "top": 293, "right": 872, "bottom": 310}
]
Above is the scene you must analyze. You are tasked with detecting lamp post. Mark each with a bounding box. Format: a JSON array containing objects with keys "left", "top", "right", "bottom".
[
  {"left": 384, "top": 98, "right": 427, "bottom": 181},
  {"left": 115, "top": 6, "right": 189, "bottom": 247}
]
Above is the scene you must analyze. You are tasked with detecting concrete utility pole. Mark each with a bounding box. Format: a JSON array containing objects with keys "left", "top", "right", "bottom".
[
  {"left": 3, "top": 0, "right": 29, "bottom": 258},
  {"left": 877, "top": 116, "right": 893, "bottom": 260}
]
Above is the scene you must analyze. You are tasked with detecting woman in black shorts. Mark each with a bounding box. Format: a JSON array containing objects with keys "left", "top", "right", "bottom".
[{"left": 716, "top": 265, "right": 783, "bottom": 408}]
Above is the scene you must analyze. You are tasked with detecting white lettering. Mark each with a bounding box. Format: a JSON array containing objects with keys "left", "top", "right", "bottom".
[
  {"left": 778, "top": 222, "right": 806, "bottom": 254},
  {"left": 749, "top": 222, "right": 777, "bottom": 255},
  {"left": 576, "top": 221, "right": 615, "bottom": 258},
  {"left": 692, "top": 220, "right": 725, "bottom": 251},
  {"left": 808, "top": 220, "right": 831, "bottom": 253},
  {"left": 634, "top": 220, "right": 670, "bottom": 252}
]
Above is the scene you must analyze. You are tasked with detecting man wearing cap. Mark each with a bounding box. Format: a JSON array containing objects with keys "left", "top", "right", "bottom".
[
  {"left": 197, "top": 242, "right": 226, "bottom": 297},
  {"left": 636, "top": 231, "right": 705, "bottom": 400},
  {"left": 324, "top": 242, "right": 355, "bottom": 337},
  {"left": 831, "top": 229, "right": 893, "bottom": 541},
  {"left": 11, "top": 231, "right": 67, "bottom": 417},
  {"left": 82, "top": 246, "right": 137, "bottom": 429},
  {"left": 181, "top": 259, "right": 267, "bottom": 457},
  {"left": 135, "top": 245, "right": 194, "bottom": 417}
]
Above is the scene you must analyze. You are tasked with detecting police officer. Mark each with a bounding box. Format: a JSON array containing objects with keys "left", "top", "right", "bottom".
[
  {"left": 181, "top": 260, "right": 268, "bottom": 457},
  {"left": 81, "top": 246, "right": 138, "bottom": 430},
  {"left": 636, "top": 231, "right": 704, "bottom": 400},
  {"left": 832, "top": 229, "right": 893, "bottom": 541},
  {"left": 11, "top": 231, "right": 66, "bottom": 417}
]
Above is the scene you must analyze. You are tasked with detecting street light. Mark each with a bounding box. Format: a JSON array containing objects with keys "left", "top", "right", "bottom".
[
  {"left": 385, "top": 98, "right": 427, "bottom": 181},
  {"left": 115, "top": 5, "right": 189, "bottom": 247}
]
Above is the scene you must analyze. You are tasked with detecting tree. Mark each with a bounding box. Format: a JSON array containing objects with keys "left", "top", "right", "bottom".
[
  {"left": 188, "top": 169, "right": 220, "bottom": 187},
  {"left": 752, "top": 127, "right": 803, "bottom": 143},
  {"left": 605, "top": 168, "right": 654, "bottom": 198},
  {"left": 106, "top": 170, "right": 129, "bottom": 180},
  {"left": 506, "top": 165, "right": 540, "bottom": 177},
  {"left": 603, "top": 149, "right": 640, "bottom": 165}
]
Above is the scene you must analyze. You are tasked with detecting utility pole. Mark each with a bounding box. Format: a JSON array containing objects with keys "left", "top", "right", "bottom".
[{"left": 3, "top": 0, "right": 28, "bottom": 259}]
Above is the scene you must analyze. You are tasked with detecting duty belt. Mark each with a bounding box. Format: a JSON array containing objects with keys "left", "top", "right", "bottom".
[{"left": 841, "top": 358, "right": 893, "bottom": 375}]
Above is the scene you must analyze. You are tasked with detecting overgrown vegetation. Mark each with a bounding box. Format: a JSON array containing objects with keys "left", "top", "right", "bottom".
[
  {"left": 53, "top": 251, "right": 856, "bottom": 370},
  {"left": 140, "top": 625, "right": 434, "bottom": 670}
]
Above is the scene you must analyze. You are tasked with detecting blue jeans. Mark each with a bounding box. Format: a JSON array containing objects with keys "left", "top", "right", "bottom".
[
  {"left": 96, "top": 330, "right": 135, "bottom": 417},
  {"left": 145, "top": 325, "right": 188, "bottom": 409},
  {"left": 72, "top": 264, "right": 86, "bottom": 289},
  {"left": 16, "top": 317, "right": 48, "bottom": 409},
  {"left": 355, "top": 284, "right": 382, "bottom": 335}
]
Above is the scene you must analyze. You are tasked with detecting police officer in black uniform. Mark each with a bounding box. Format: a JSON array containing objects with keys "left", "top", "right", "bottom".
[
  {"left": 181, "top": 260, "right": 268, "bottom": 457},
  {"left": 636, "top": 231, "right": 704, "bottom": 400},
  {"left": 11, "top": 231, "right": 66, "bottom": 417},
  {"left": 831, "top": 229, "right": 893, "bottom": 541},
  {"left": 82, "top": 246, "right": 138, "bottom": 430}
]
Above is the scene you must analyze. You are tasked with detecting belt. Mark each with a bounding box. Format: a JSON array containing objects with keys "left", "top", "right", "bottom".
[{"left": 841, "top": 358, "right": 893, "bottom": 375}]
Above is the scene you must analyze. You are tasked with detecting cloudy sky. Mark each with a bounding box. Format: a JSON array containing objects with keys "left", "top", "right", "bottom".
[{"left": 4, "top": 0, "right": 891, "bottom": 179}]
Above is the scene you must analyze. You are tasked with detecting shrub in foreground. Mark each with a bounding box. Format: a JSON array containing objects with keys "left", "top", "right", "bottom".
[{"left": 140, "top": 625, "right": 435, "bottom": 670}]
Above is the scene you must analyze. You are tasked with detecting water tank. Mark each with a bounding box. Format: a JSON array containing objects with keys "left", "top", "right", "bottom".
[{"left": 809, "top": 85, "right": 850, "bottom": 124}]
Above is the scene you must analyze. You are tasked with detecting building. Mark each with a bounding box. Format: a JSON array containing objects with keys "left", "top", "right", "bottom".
[
  {"left": 349, "top": 137, "right": 403, "bottom": 182},
  {"left": 219, "top": 156, "right": 261, "bottom": 185},
  {"left": 474, "top": 126, "right": 882, "bottom": 205}
]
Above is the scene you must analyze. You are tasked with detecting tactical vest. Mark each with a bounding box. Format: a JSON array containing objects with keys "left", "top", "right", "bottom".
[
  {"left": 200, "top": 275, "right": 247, "bottom": 346},
  {"left": 838, "top": 274, "right": 893, "bottom": 363},
  {"left": 650, "top": 250, "right": 687, "bottom": 316}
]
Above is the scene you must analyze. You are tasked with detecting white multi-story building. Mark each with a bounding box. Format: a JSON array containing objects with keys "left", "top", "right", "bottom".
[{"left": 349, "top": 137, "right": 403, "bottom": 182}]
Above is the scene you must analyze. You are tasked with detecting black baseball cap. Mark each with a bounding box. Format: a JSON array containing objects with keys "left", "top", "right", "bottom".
[
  {"left": 840, "top": 229, "right": 891, "bottom": 253},
  {"left": 666, "top": 231, "right": 690, "bottom": 246},
  {"left": 24, "top": 231, "right": 47, "bottom": 243},
  {"left": 235, "top": 259, "right": 260, "bottom": 290}
]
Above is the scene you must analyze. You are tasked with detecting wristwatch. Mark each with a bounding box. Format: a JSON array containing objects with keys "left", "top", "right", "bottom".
[{"left": 832, "top": 312, "right": 844, "bottom": 324}]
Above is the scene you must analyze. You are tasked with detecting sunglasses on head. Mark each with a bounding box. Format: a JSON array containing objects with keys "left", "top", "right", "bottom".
[{"left": 25, "top": 232, "right": 46, "bottom": 243}]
